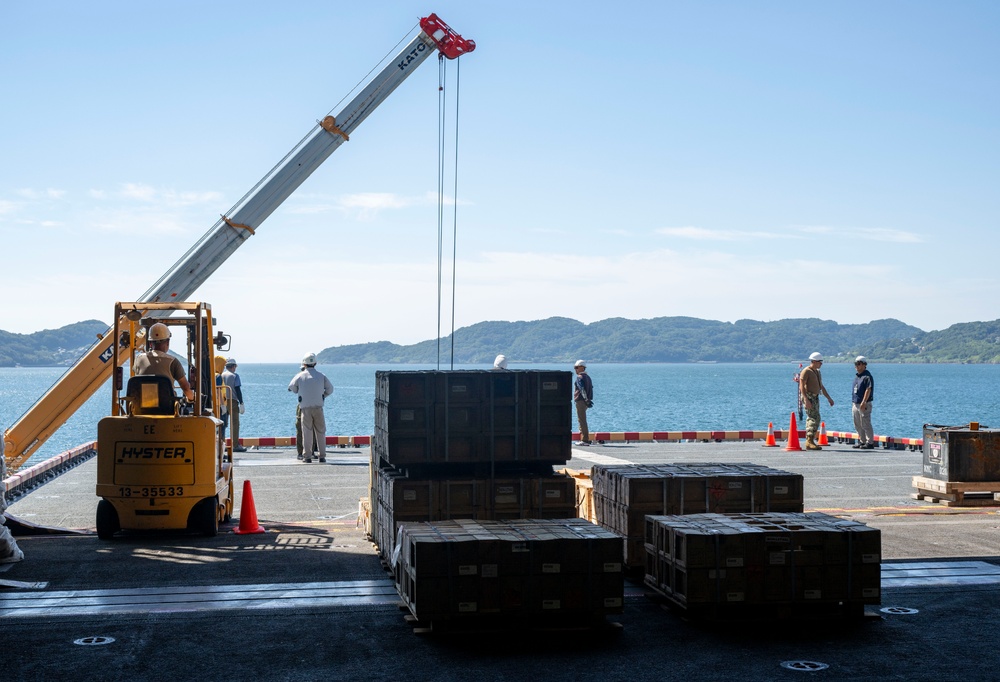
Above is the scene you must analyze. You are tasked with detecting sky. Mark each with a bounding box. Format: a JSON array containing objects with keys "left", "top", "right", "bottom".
[{"left": 2, "top": 1, "right": 998, "bottom": 362}]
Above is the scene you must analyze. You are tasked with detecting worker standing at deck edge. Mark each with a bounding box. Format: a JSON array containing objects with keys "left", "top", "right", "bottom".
[
  {"left": 222, "top": 358, "right": 246, "bottom": 452},
  {"left": 800, "top": 352, "right": 834, "bottom": 450},
  {"left": 288, "top": 354, "right": 333, "bottom": 463},
  {"left": 852, "top": 356, "right": 875, "bottom": 449},
  {"left": 573, "top": 359, "right": 594, "bottom": 446}
]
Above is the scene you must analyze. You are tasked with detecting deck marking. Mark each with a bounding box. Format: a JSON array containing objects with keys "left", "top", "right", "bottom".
[
  {"left": 570, "top": 452, "right": 635, "bottom": 465},
  {"left": 882, "top": 560, "right": 1000, "bottom": 588},
  {"left": 3, "top": 563, "right": 998, "bottom": 617},
  {"left": 234, "top": 456, "right": 368, "bottom": 467},
  {"left": 0, "top": 579, "right": 400, "bottom": 618}
]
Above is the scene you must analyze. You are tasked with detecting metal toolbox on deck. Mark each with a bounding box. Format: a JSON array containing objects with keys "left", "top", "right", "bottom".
[{"left": 922, "top": 424, "right": 1000, "bottom": 482}]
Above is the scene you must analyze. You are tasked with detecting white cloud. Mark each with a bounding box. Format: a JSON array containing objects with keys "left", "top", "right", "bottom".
[
  {"left": 89, "top": 208, "right": 192, "bottom": 235},
  {"left": 15, "top": 188, "right": 65, "bottom": 200},
  {"left": 797, "top": 225, "right": 923, "bottom": 243},
  {"left": 4, "top": 241, "right": 995, "bottom": 361},
  {"left": 117, "top": 183, "right": 222, "bottom": 207},
  {"left": 657, "top": 226, "right": 786, "bottom": 241},
  {"left": 659, "top": 224, "right": 924, "bottom": 245},
  {"left": 339, "top": 192, "right": 413, "bottom": 211},
  {"left": 282, "top": 191, "right": 470, "bottom": 220},
  {"left": 120, "top": 183, "right": 158, "bottom": 201}
]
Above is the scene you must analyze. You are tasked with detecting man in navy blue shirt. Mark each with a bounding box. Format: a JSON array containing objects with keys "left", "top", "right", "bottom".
[
  {"left": 852, "top": 356, "right": 875, "bottom": 449},
  {"left": 573, "top": 359, "right": 594, "bottom": 446}
]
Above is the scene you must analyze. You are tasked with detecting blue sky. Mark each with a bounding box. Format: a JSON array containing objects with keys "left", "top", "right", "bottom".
[{"left": 2, "top": 1, "right": 998, "bottom": 362}]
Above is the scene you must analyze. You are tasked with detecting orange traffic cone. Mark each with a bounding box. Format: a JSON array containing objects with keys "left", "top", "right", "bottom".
[
  {"left": 785, "top": 412, "right": 803, "bottom": 451},
  {"left": 818, "top": 421, "right": 830, "bottom": 446},
  {"left": 763, "top": 422, "right": 777, "bottom": 447},
  {"left": 234, "top": 479, "right": 265, "bottom": 535}
]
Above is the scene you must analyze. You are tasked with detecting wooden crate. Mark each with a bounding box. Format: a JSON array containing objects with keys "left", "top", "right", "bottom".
[
  {"left": 912, "top": 475, "right": 1000, "bottom": 507},
  {"left": 644, "top": 512, "right": 881, "bottom": 621}
]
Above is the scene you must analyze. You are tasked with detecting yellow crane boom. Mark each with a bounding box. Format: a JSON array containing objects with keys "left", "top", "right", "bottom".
[{"left": 2, "top": 13, "right": 475, "bottom": 472}]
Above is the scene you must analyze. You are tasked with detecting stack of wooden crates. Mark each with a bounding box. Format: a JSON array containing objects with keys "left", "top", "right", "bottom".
[
  {"left": 370, "top": 370, "right": 624, "bottom": 623},
  {"left": 644, "top": 512, "right": 881, "bottom": 619},
  {"left": 394, "top": 517, "right": 624, "bottom": 623},
  {"left": 591, "top": 462, "right": 881, "bottom": 619},
  {"left": 591, "top": 462, "right": 806, "bottom": 569}
]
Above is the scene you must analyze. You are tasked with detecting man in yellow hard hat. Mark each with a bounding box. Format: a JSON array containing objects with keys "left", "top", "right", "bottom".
[{"left": 134, "top": 322, "right": 195, "bottom": 402}]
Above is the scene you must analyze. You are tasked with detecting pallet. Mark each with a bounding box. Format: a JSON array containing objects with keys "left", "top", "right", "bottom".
[
  {"left": 646, "top": 589, "right": 875, "bottom": 624},
  {"left": 402, "top": 610, "right": 623, "bottom": 636},
  {"left": 912, "top": 476, "right": 1000, "bottom": 507}
]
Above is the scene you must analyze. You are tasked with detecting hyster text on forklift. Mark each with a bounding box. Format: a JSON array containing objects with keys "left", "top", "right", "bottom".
[{"left": 95, "top": 301, "right": 234, "bottom": 540}]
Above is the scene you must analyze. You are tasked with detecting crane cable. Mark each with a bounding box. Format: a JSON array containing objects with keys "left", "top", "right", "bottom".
[{"left": 436, "top": 53, "right": 464, "bottom": 369}]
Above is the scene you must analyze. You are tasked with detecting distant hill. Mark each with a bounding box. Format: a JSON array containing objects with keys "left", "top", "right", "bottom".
[
  {"left": 8, "top": 316, "right": 1000, "bottom": 366},
  {"left": 318, "top": 316, "right": 941, "bottom": 364},
  {"left": 0, "top": 320, "right": 108, "bottom": 367},
  {"left": 863, "top": 320, "right": 1000, "bottom": 363}
]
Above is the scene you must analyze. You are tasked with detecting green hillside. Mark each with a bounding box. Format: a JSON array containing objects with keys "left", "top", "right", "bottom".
[
  {"left": 0, "top": 320, "right": 108, "bottom": 367},
  {"left": 318, "top": 316, "right": 938, "bottom": 364},
  {"left": 6, "top": 316, "right": 1000, "bottom": 366}
]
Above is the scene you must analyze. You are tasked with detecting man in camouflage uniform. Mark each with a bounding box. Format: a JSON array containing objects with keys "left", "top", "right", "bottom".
[{"left": 799, "top": 352, "right": 834, "bottom": 450}]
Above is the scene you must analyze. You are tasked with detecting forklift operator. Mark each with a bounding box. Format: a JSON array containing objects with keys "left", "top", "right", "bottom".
[{"left": 134, "top": 323, "right": 195, "bottom": 402}]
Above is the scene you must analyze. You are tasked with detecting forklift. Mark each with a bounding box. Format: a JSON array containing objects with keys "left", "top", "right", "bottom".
[{"left": 95, "top": 301, "right": 234, "bottom": 539}]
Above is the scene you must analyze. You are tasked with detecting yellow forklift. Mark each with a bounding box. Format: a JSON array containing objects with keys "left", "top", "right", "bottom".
[{"left": 95, "top": 301, "right": 234, "bottom": 539}]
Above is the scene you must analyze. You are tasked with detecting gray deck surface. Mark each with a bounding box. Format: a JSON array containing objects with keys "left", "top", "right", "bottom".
[{"left": 4, "top": 441, "right": 1000, "bottom": 681}]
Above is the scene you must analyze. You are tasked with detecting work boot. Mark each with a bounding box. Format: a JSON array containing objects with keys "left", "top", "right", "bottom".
[{"left": 805, "top": 437, "right": 822, "bottom": 451}]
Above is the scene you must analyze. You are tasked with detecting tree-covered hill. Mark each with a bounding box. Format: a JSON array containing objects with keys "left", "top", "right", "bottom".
[
  {"left": 317, "top": 316, "right": 936, "bottom": 364},
  {"left": 0, "top": 320, "right": 108, "bottom": 367},
  {"left": 8, "top": 316, "right": 1000, "bottom": 366}
]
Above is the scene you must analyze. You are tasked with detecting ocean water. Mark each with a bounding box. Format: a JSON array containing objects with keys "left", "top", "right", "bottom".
[{"left": 4, "top": 362, "right": 1000, "bottom": 468}]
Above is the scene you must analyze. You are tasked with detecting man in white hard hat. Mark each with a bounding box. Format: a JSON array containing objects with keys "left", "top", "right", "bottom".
[
  {"left": 288, "top": 353, "right": 333, "bottom": 463},
  {"left": 851, "top": 356, "right": 875, "bottom": 449},
  {"left": 799, "top": 352, "right": 834, "bottom": 450},
  {"left": 134, "top": 322, "right": 195, "bottom": 402},
  {"left": 493, "top": 354, "right": 508, "bottom": 370},
  {"left": 573, "top": 359, "right": 594, "bottom": 446},
  {"left": 222, "top": 358, "right": 246, "bottom": 451}
]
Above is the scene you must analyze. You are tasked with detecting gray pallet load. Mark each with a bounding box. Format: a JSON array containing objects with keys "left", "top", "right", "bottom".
[
  {"left": 369, "top": 370, "right": 579, "bottom": 565},
  {"left": 591, "top": 462, "right": 805, "bottom": 570},
  {"left": 645, "top": 512, "right": 881, "bottom": 621},
  {"left": 392, "top": 517, "right": 624, "bottom": 624}
]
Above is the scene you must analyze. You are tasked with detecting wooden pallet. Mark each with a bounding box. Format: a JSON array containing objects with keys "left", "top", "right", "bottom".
[
  {"left": 646, "top": 589, "right": 874, "bottom": 624},
  {"left": 912, "top": 476, "right": 1000, "bottom": 507},
  {"left": 403, "top": 611, "right": 623, "bottom": 636}
]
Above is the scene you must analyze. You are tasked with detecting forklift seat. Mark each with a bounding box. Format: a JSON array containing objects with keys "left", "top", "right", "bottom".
[{"left": 126, "top": 375, "right": 176, "bottom": 416}]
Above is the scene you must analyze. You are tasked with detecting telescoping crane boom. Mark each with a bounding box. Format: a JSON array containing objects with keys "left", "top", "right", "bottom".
[{"left": 3, "top": 14, "right": 475, "bottom": 471}]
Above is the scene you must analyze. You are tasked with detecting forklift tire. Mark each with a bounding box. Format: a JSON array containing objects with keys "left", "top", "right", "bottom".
[
  {"left": 96, "top": 499, "right": 120, "bottom": 540},
  {"left": 193, "top": 497, "right": 219, "bottom": 537}
]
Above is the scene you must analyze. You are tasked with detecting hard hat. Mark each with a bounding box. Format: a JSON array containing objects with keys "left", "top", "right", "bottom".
[
  {"left": 214, "top": 355, "right": 227, "bottom": 373},
  {"left": 149, "top": 323, "right": 171, "bottom": 341},
  {"left": 574, "top": 359, "right": 586, "bottom": 368},
  {"left": 493, "top": 354, "right": 507, "bottom": 370},
  {"left": 226, "top": 357, "right": 237, "bottom": 367},
  {"left": 809, "top": 352, "right": 823, "bottom": 362},
  {"left": 302, "top": 353, "right": 317, "bottom": 366},
  {"left": 855, "top": 355, "right": 868, "bottom": 364}
]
